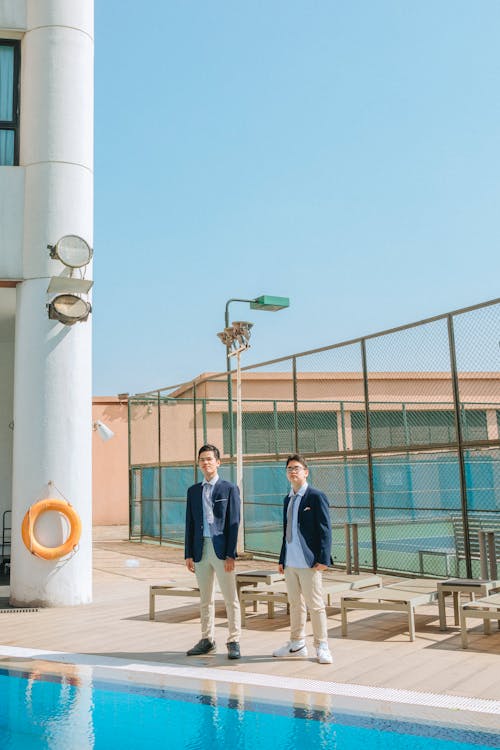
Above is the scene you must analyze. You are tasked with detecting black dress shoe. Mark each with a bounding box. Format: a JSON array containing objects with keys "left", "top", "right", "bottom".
[
  {"left": 227, "top": 641, "right": 241, "bottom": 660},
  {"left": 186, "top": 638, "right": 216, "bottom": 656}
]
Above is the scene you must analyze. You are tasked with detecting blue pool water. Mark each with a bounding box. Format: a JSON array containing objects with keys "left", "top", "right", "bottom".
[{"left": 0, "top": 669, "right": 498, "bottom": 750}]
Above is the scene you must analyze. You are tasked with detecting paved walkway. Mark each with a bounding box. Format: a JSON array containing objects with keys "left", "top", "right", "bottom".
[{"left": 0, "top": 538, "right": 499, "bottom": 726}]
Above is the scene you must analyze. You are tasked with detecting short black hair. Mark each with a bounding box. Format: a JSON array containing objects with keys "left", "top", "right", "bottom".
[
  {"left": 286, "top": 453, "right": 308, "bottom": 469},
  {"left": 198, "top": 444, "right": 220, "bottom": 460}
]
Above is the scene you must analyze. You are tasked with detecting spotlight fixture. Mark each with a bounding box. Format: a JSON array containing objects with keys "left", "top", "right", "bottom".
[
  {"left": 218, "top": 321, "right": 253, "bottom": 352},
  {"left": 47, "top": 294, "right": 91, "bottom": 325},
  {"left": 48, "top": 235, "right": 93, "bottom": 269},
  {"left": 231, "top": 321, "right": 253, "bottom": 347},
  {"left": 217, "top": 328, "right": 236, "bottom": 347},
  {"left": 93, "top": 420, "right": 115, "bottom": 441}
]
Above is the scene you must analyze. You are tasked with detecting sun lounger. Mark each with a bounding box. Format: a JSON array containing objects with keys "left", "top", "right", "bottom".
[
  {"left": 324, "top": 572, "right": 383, "bottom": 590},
  {"left": 149, "top": 584, "right": 202, "bottom": 620},
  {"left": 459, "top": 592, "right": 500, "bottom": 649},
  {"left": 340, "top": 579, "right": 440, "bottom": 641},
  {"left": 240, "top": 582, "right": 289, "bottom": 624},
  {"left": 437, "top": 578, "right": 500, "bottom": 630},
  {"left": 149, "top": 582, "right": 222, "bottom": 620},
  {"left": 240, "top": 573, "right": 383, "bottom": 626}
]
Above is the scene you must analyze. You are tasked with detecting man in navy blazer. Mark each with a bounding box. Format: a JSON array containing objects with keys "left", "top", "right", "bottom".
[
  {"left": 272, "top": 454, "right": 333, "bottom": 664},
  {"left": 185, "top": 444, "right": 241, "bottom": 659}
]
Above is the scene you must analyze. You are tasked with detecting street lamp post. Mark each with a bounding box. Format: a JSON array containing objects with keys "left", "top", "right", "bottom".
[
  {"left": 224, "top": 296, "right": 290, "bottom": 457},
  {"left": 217, "top": 321, "right": 253, "bottom": 554}
]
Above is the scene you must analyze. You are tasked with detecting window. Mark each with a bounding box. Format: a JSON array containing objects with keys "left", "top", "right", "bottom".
[
  {"left": 351, "top": 411, "right": 367, "bottom": 449},
  {"left": 351, "top": 409, "right": 458, "bottom": 450},
  {"left": 351, "top": 411, "right": 406, "bottom": 450},
  {"left": 0, "top": 40, "right": 20, "bottom": 166},
  {"left": 223, "top": 410, "right": 338, "bottom": 455},
  {"left": 460, "top": 409, "right": 488, "bottom": 442},
  {"left": 370, "top": 411, "right": 406, "bottom": 449},
  {"left": 406, "top": 410, "right": 456, "bottom": 445}
]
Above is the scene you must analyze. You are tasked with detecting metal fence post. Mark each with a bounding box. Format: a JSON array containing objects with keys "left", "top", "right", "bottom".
[
  {"left": 447, "top": 314, "right": 472, "bottom": 578},
  {"left": 361, "top": 338, "right": 377, "bottom": 572},
  {"left": 127, "top": 396, "right": 133, "bottom": 540},
  {"left": 157, "top": 391, "right": 163, "bottom": 544},
  {"left": 292, "top": 356, "right": 299, "bottom": 453},
  {"left": 344, "top": 523, "right": 360, "bottom": 574},
  {"left": 344, "top": 523, "right": 352, "bottom": 574},
  {"left": 193, "top": 382, "right": 198, "bottom": 483},
  {"left": 202, "top": 397, "right": 207, "bottom": 444},
  {"left": 273, "top": 400, "right": 279, "bottom": 455}
]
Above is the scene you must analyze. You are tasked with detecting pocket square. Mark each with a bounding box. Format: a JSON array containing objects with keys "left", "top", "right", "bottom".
[
  {"left": 303, "top": 507, "right": 312, "bottom": 511},
  {"left": 213, "top": 497, "right": 228, "bottom": 503}
]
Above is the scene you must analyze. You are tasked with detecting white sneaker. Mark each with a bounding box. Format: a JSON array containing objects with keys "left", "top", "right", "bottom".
[
  {"left": 316, "top": 642, "right": 332, "bottom": 664},
  {"left": 272, "top": 640, "right": 308, "bottom": 658}
]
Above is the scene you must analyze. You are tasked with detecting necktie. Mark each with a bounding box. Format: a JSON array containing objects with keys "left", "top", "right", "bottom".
[
  {"left": 286, "top": 493, "right": 298, "bottom": 543},
  {"left": 203, "top": 482, "right": 214, "bottom": 525}
]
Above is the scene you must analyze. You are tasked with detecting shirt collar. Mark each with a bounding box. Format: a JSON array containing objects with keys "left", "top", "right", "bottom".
[
  {"left": 203, "top": 474, "right": 219, "bottom": 487},
  {"left": 289, "top": 481, "right": 308, "bottom": 498}
]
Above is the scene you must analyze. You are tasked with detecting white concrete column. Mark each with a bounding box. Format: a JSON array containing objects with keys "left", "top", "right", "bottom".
[{"left": 10, "top": 0, "right": 94, "bottom": 606}]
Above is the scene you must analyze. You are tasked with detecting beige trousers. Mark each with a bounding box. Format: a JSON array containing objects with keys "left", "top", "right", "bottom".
[
  {"left": 284, "top": 566, "right": 328, "bottom": 646},
  {"left": 194, "top": 539, "right": 241, "bottom": 643}
]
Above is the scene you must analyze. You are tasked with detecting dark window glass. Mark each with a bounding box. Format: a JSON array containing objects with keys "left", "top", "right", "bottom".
[
  {"left": 406, "top": 410, "right": 456, "bottom": 445},
  {"left": 297, "top": 411, "right": 338, "bottom": 452},
  {"left": 223, "top": 410, "right": 338, "bottom": 455},
  {"left": 352, "top": 409, "right": 458, "bottom": 450},
  {"left": 0, "top": 40, "right": 20, "bottom": 166},
  {"left": 369, "top": 411, "right": 405, "bottom": 449},
  {"left": 460, "top": 409, "right": 488, "bottom": 442},
  {"left": 351, "top": 411, "right": 367, "bottom": 450}
]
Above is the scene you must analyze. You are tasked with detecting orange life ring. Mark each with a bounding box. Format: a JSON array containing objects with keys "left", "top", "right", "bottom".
[{"left": 21, "top": 498, "right": 82, "bottom": 560}]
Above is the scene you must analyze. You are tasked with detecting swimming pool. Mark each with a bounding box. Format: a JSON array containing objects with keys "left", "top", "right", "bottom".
[{"left": 0, "top": 665, "right": 498, "bottom": 750}]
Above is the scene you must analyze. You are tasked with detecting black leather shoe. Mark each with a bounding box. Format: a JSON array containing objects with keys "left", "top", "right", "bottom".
[
  {"left": 227, "top": 641, "right": 241, "bottom": 660},
  {"left": 186, "top": 638, "right": 216, "bottom": 656}
]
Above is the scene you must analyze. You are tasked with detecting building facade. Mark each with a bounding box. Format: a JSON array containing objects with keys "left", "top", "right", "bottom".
[{"left": 0, "top": 1, "right": 94, "bottom": 605}]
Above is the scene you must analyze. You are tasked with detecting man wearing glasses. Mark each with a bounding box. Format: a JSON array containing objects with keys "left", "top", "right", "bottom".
[
  {"left": 273, "top": 454, "right": 333, "bottom": 664},
  {"left": 185, "top": 444, "right": 241, "bottom": 659}
]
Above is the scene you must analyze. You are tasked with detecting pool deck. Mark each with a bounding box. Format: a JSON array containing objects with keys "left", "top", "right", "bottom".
[{"left": 1, "top": 535, "right": 499, "bottom": 727}]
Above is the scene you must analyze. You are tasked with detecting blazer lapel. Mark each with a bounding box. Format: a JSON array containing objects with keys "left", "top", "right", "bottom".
[
  {"left": 298, "top": 486, "right": 310, "bottom": 512},
  {"left": 210, "top": 478, "right": 221, "bottom": 503}
]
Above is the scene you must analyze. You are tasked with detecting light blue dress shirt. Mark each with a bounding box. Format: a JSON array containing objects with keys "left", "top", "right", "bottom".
[{"left": 285, "top": 482, "right": 308, "bottom": 568}]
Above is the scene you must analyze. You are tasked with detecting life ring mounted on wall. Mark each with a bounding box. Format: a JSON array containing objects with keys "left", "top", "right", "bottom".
[{"left": 21, "top": 498, "right": 82, "bottom": 561}]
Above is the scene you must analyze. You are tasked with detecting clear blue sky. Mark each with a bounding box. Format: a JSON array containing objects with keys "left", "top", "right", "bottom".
[{"left": 93, "top": 1, "right": 500, "bottom": 395}]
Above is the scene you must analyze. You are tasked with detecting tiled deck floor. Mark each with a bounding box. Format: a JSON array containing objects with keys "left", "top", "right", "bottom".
[{"left": 0, "top": 539, "right": 499, "bottom": 706}]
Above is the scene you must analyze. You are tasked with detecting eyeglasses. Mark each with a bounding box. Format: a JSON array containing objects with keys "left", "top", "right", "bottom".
[{"left": 286, "top": 465, "right": 304, "bottom": 473}]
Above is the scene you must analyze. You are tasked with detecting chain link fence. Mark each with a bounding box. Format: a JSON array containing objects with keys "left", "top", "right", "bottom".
[{"left": 129, "top": 298, "right": 500, "bottom": 577}]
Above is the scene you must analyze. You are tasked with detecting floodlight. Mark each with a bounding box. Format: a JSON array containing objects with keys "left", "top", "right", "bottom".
[
  {"left": 93, "top": 420, "right": 115, "bottom": 441},
  {"left": 217, "top": 329, "right": 235, "bottom": 347},
  {"left": 48, "top": 235, "right": 93, "bottom": 269},
  {"left": 47, "top": 294, "right": 91, "bottom": 325},
  {"left": 232, "top": 321, "right": 253, "bottom": 346}
]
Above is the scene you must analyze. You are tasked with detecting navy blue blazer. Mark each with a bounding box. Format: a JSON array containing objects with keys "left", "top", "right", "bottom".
[
  {"left": 184, "top": 478, "right": 241, "bottom": 562},
  {"left": 279, "top": 485, "right": 332, "bottom": 568}
]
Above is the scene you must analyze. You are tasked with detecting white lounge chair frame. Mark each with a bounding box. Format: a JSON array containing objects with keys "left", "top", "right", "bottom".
[
  {"left": 459, "top": 592, "right": 500, "bottom": 649},
  {"left": 340, "top": 580, "right": 439, "bottom": 641},
  {"left": 240, "top": 573, "right": 382, "bottom": 626}
]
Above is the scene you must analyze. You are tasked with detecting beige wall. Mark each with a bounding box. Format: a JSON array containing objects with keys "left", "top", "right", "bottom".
[
  {"left": 99, "top": 370, "right": 500, "bottom": 526},
  {"left": 92, "top": 397, "right": 128, "bottom": 525}
]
